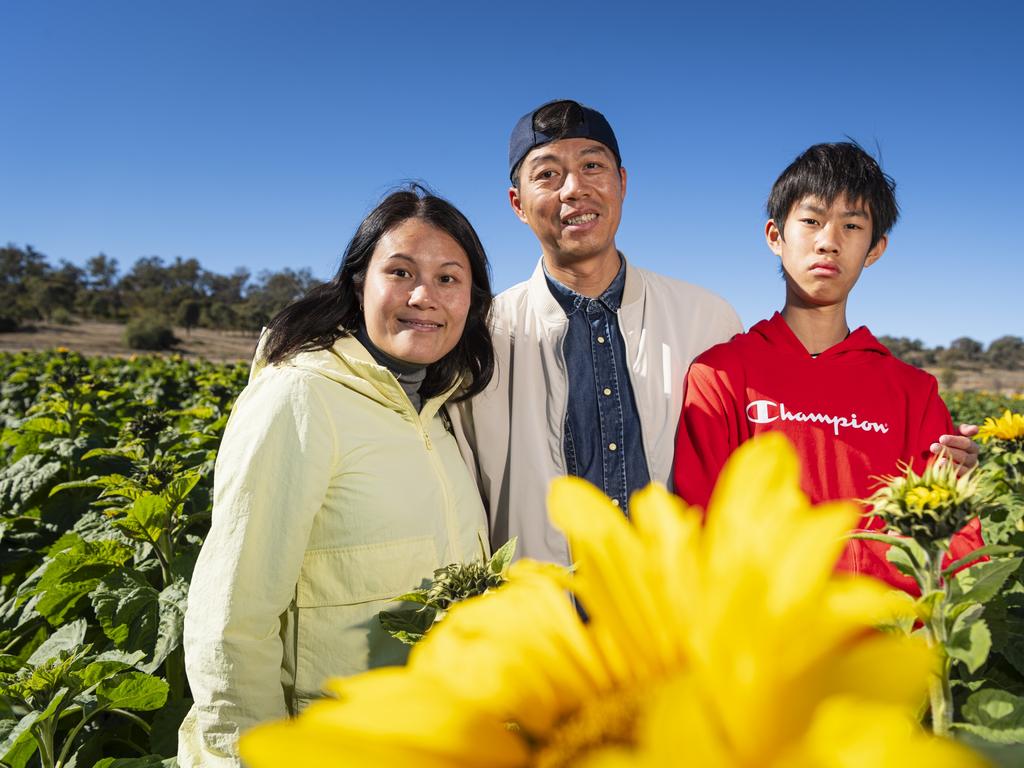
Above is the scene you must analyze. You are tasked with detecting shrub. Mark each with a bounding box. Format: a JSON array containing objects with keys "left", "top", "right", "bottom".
[
  {"left": 125, "top": 316, "right": 177, "bottom": 350},
  {"left": 0, "top": 314, "right": 18, "bottom": 332},
  {"left": 51, "top": 307, "right": 75, "bottom": 325}
]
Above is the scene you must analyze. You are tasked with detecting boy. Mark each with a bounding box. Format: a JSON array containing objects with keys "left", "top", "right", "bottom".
[{"left": 672, "top": 142, "right": 982, "bottom": 592}]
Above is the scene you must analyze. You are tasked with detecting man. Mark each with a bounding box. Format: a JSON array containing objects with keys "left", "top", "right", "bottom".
[
  {"left": 454, "top": 99, "right": 739, "bottom": 566},
  {"left": 455, "top": 99, "right": 977, "bottom": 567}
]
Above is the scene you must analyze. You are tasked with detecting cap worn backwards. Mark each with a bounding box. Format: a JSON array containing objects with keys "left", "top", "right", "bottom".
[{"left": 508, "top": 99, "right": 621, "bottom": 182}]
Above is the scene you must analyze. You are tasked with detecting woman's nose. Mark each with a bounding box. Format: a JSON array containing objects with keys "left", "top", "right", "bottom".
[{"left": 408, "top": 282, "right": 437, "bottom": 308}]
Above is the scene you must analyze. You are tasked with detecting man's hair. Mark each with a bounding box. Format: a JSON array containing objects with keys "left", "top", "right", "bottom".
[
  {"left": 766, "top": 142, "right": 899, "bottom": 249},
  {"left": 510, "top": 100, "right": 621, "bottom": 188}
]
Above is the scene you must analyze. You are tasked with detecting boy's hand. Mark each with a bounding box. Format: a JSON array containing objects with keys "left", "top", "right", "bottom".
[{"left": 930, "top": 424, "right": 980, "bottom": 473}]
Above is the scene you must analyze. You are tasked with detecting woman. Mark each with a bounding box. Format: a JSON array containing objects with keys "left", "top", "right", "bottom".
[{"left": 178, "top": 187, "right": 493, "bottom": 766}]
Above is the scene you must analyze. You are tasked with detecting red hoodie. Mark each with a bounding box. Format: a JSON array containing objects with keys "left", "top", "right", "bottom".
[{"left": 673, "top": 312, "right": 983, "bottom": 593}]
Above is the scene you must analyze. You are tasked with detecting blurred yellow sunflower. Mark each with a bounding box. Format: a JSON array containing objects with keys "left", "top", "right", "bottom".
[
  {"left": 977, "top": 409, "right": 1024, "bottom": 443},
  {"left": 240, "top": 433, "right": 984, "bottom": 768}
]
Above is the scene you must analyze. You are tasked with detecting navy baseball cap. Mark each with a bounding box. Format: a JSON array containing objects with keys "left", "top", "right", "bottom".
[{"left": 508, "top": 99, "right": 621, "bottom": 182}]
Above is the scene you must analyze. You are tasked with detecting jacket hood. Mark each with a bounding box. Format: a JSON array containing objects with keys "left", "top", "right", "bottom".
[
  {"left": 751, "top": 312, "right": 891, "bottom": 361},
  {"left": 249, "top": 331, "right": 456, "bottom": 421}
]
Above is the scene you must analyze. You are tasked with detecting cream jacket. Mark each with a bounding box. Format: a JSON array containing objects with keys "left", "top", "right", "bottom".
[
  {"left": 178, "top": 337, "right": 488, "bottom": 767},
  {"left": 453, "top": 257, "right": 741, "bottom": 568}
]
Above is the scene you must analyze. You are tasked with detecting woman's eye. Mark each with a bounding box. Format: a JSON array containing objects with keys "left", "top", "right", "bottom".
[
  {"left": 392, "top": 269, "right": 411, "bottom": 278},
  {"left": 439, "top": 275, "right": 458, "bottom": 285}
]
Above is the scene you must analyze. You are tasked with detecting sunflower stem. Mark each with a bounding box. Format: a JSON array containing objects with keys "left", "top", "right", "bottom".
[{"left": 924, "top": 550, "right": 954, "bottom": 736}]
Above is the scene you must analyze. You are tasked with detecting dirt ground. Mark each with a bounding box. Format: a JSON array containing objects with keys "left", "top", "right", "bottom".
[
  {"left": 0, "top": 320, "right": 260, "bottom": 363},
  {"left": 924, "top": 367, "right": 1024, "bottom": 395}
]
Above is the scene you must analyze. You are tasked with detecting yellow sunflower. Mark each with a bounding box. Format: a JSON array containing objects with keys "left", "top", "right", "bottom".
[
  {"left": 977, "top": 409, "right": 1024, "bottom": 443},
  {"left": 240, "top": 433, "right": 984, "bottom": 767}
]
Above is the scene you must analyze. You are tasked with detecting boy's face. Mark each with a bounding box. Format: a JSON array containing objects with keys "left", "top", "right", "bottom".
[
  {"left": 509, "top": 137, "right": 626, "bottom": 268},
  {"left": 766, "top": 194, "right": 887, "bottom": 310}
]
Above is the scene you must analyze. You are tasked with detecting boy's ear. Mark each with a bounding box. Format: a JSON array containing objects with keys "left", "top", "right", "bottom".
[
  {"left": 865, "top": 234, "right": 888, "bottom": 268},
  {"left": 765, "top": 219, "right": 784, "bottom": 256}
]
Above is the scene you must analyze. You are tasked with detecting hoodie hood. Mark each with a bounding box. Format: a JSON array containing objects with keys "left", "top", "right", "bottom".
[
  {"left": 750, "top": 312, "right": 891, "bottom": 361},
  {"left": 249, "top": 331, "right": 456, "bottom": 422}
]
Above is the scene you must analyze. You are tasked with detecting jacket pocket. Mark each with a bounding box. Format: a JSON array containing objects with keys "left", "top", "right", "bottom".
[
  {"left": 290, "top": 536, "right": 438, "bottom": 701},
  {"left": 295, "top": 535, "right": 438, "bottom": 607}
]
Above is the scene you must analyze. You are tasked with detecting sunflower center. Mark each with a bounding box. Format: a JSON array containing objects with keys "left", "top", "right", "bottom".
[{"left": 532, "top": 688, "right": 641, "bottom": 768}]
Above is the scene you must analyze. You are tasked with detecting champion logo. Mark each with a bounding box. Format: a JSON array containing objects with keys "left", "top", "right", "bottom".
[{"left": 746, "top": 399, "right": 889, "bottom": 437}]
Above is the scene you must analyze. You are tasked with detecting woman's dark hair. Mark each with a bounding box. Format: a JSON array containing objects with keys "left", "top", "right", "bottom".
[{"left": 263, "top": 185, "right": 494, "bottom": 401}]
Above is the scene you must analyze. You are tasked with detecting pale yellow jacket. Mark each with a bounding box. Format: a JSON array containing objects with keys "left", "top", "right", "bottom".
[{"left": 178, "top": 336, "right": 488, "bottom": 767}]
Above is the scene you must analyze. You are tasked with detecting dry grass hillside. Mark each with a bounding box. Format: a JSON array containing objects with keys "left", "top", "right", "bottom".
[
  {"left": 0, "top": 320, "right": 259, "bottom": 363},
  {"left": 924, "top": 367, "right": 1024, "bottom": 395}
]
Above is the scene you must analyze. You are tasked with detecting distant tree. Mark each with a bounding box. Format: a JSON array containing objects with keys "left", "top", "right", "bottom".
[
  {"left": 83, "top": 253, "right": 122, "bottom": 319},
  {"left": 86, "top": 252, "right": 119, "bottom": 290},
  {"left": 206, "top": 302, "right": 238, "bottom": 331},
  {"left": 0, "top": 244, "right": 50, "bottom": 322},
  {"left": 243, "top": 268, "right": 318, "bottom": 330},
  {"left": 177, "top": 299, "right": 202, "bottom": 336},
  {"left": 938, "top": 337, "right": 984, "bottom": 367},
  {"left": 877, "top": 336, "right": 936, "bottom": 368},
  {"left": 939, "top": 368, "right": 957, "bottom": 390},
  {"left": 987, "top": 335, "right": 1024, "bottom": 370}
]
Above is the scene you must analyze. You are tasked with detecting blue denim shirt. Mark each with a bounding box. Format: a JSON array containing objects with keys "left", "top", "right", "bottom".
[{"left": 544, "top": 259, "right": 650, "bottom": 513}]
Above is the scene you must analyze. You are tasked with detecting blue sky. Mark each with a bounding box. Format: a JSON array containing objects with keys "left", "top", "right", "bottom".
[{"left": 2, "top": 1, "right": 1021, "bottom": 348}]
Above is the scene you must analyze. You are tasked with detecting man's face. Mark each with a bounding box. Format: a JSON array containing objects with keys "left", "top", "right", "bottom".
[
  {"left": 509, "top": 138, "right": 626, "bottom": 267},
  {"left": 766, "top": 194, "right": 887, "bottom": 310}
]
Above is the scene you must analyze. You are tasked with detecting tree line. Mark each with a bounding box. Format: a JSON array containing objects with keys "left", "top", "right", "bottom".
[
  {"left": 0, "top": 243, "right": 322, "bottom": 334},
  {"left": 877, "top": 335, "right": 1024, "bottom": 371},
  {"left": 2, "top": 242, "right": 1021, "bottom": 368}
]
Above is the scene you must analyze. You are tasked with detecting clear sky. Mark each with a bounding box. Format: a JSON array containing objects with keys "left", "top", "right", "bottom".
[{"left": 2, "top": 1, "right": 1021, "bottom": 348}]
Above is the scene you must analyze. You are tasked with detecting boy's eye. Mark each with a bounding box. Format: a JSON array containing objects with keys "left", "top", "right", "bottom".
[
  {"left": 844, "top": 223, "right": 863, "bottom": 230},
  {"left": 799, "top": 218, "right": 819, "bottom": 226}
]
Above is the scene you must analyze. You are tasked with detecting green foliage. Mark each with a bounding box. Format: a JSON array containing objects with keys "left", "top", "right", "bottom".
[
  {"left": 856, "top": 398, "right": 1024, "bottom": 749},
  {"left": 0, "top": 350, "right": 246, "bottom": 764},
  {"left": 379, "top": 537, "right": 518, "bottom": 645},
  {"left": 1, "top": 353, "right": 1020, "bottom": 763},
  {"left": 943, "top": 391, "right": 1024, "bottom": 428}
]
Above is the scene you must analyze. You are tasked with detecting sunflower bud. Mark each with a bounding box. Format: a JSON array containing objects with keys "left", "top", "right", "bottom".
[{"left": 865, "top": 459, "right": 985, "bottom": 546}]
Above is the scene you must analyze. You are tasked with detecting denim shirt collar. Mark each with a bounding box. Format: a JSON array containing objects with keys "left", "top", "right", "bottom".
[{"left": 543, "top": 256, "right": 626, "bottom": 316}]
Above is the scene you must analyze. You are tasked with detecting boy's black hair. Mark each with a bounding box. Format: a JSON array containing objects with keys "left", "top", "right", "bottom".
[{"left": 767, "top": 142, "right": 899, "bottom": 249}]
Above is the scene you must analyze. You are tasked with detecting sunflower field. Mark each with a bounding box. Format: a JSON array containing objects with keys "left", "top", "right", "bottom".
[{"left": 1, "top": 349, "right": 1023, "bottom": 767}]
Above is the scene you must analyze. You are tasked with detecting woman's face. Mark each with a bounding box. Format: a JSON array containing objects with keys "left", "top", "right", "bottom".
[{"left": 361, "top": 218, "right": 473, "bottom": 366}]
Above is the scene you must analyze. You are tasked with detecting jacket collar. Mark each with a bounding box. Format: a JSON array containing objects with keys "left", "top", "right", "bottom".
[
  {"left": 527, "top": 253, "right": 644, "bottom": 334},
  {"left": 251, "top": 333, "right": 457, "bottom": 422}
]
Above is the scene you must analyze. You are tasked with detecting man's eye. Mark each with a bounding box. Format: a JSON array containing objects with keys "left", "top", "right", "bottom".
[
  {"left": 583, "top": 161, "right": 602, "bottom": 170},
  {"left": 536, "top": 170, "right": 556, "bottom": 180}
]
